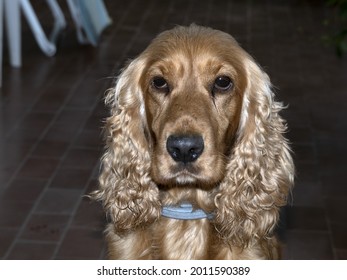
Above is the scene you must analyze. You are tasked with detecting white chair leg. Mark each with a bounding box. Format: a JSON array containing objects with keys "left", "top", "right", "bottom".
[
  {"left": 5, "top": 0, "right": 21, "bottom": 67},
  {"left": 66, "top": 0, "right": 88, "bottom": 44},
  {"left": 46, "top": 0, "right": 66, "bottom": 43},
  {"left": 20, "top": 0, "right": 56, "bottom": 57}
]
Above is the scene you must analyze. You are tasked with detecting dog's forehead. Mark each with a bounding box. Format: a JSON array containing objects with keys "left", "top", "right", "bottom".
[
  {"left": 149, "top": 30, "right": 237, "bottom": 56},
  {"left": 153, "top": 26, "right": 238, "bottom": 47},
  {"left": 145, "top": 53, "right": 236, "bottom": 82},
  {"left": 144, "top": 27, "right": 246, "bottom": 76},
  {"left": 145, "top": 49, "right": 240, "bottom": 82}
]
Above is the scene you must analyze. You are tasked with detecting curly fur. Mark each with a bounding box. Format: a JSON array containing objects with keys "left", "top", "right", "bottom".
[
  {"left": 214, "top": 61, "right": 294, "bottom": 248},
  {"left": 92, "top": 24, "right": 294, "bottom": 259},
  {"left": 93, "top": 58, "right": 161, "bottom": 233}
]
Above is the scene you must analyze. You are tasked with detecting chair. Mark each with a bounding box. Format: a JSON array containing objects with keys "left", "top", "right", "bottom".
[{"left": 0, "top": 0, "right": 111, "bottom": 87}]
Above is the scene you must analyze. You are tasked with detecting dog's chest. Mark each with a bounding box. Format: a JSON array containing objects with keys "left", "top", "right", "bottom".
[{"left": 152, "top": 218, "right": 212, "bottom": 259}]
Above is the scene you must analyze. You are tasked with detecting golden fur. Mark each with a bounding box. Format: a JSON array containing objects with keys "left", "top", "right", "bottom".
[{"left": 92, "top": 25, "right": 294, "bottom": 259}]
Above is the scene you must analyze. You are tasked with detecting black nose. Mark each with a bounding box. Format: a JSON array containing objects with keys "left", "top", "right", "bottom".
[{"left": 166, "top": 135, "right": 204, "bottom": 164}]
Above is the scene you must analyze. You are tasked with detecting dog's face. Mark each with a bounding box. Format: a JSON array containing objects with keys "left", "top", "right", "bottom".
[
  {"left": 97, "top": 25, "right": 294, "bottom": 246},
  {"left": 139, "top": 28, "right": 248, "bottom": 187}
]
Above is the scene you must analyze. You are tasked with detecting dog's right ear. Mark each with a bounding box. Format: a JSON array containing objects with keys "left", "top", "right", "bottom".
[{"left": 92, "top": 56, "right": 161, "bottom": 233}]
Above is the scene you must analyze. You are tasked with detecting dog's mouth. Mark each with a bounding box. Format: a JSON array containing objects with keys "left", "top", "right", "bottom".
[
  {"left": 168, "top": 163, "right": 204, "bottom": 184},
  {"left": 152, "top": 153, "right": 224, "bottom": 187},
  {"left": 169, "top": 172, "right": 198, "bottom": 184},
  {"left": 171, "top": 161, "right": 200, "bottom": 174}
]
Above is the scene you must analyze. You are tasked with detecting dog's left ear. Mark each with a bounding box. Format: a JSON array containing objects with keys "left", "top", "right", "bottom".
[
  {"left": 92, "top": 56, "right": 161, "bottom": 233},
  {"left": 214, "top": 58, "right": 294, "bottom": 247}
]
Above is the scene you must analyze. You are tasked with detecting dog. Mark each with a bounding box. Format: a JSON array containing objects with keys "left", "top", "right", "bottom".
[{"left": 92, "top": 24, "right": 294, "bottom": 259}]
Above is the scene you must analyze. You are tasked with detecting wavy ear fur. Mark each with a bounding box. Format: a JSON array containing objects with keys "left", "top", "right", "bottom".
[
  {"left": 92, "top": 57, "right": 160, "bottom": 233},
  {"left": 214, "top": 58, "right": 294, "bottom": 247}
]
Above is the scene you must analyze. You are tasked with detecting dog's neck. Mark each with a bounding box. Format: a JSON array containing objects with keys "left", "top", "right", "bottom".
[
  {"left": 161, "top": 202, "right": 215, "bottom": 220},
  {"left": 159, "top": 185, "right": 215, "bottom": 219}
]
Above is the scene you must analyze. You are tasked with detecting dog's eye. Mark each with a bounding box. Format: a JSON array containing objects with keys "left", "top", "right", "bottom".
[
  {"left": 213, "top": 76, "right": 233, "bottom": 92},
  {"left": 152, "top": 77, "right": 169, "bottom": 93}
]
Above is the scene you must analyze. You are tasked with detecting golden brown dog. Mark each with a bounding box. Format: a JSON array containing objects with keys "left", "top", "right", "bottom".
[{"left": 93, "top": 24, "right": 294, "bottom": 259}]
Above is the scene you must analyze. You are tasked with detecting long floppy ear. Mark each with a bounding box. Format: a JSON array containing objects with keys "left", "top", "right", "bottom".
[
  {"left": 214, "top": 58, "right": 294, "bottom": 248},
  {"left": 92, "top": 57, "right": 160, "bottom": 233}
]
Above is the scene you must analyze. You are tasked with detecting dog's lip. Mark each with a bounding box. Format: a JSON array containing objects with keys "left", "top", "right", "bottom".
[
  {"left": 171, "top": 162, "right": 199, "bottom": 173},
  {"left": 175, "top": 174, "right": 197, "bottom": 184},
  {"left": 170, "top": 170, "right": 199, "bottom": 184},
  {"left": 168, "top": 166, "right": 202, "bottom": 183}
]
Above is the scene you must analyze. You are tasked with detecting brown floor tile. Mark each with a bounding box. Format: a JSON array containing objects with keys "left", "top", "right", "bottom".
[
  {"left": 336, "top": 250, "right": 347, "bottom": 260},
  {"left": 73, "top": 129, "right": 103, "bottom": 149},
  {"left": 61, "top": 148, "right": 100, "bottom": 170},
  {"left": 49, "top": 168, "right": 91, "bottom": 190},
  {"left": 84, "top": 179, "right": 99, "bottom": 195},
  {"left": 292, "top": 183, "right": 324, "bottom": 208},
  {"left": 321, "top": 166, "right": 347, "bottom": 197},
  {"left": 90, "top": 99, "right": 109, "bottom": 120},
  {"left": 55, "top": 227, "right": 104, "bottom": 259},
  {"left": 0, "top": 168, "right": 16, "bottom": 189},
  {"left": 325, "top": 197, "right": 347, "bottom": 224},
  {"left": 286, "top": 206, "right": 328, "bottom": 231},
  {"left": 35, "top": 188, "right": 82, "bottom": 215},
  {"left": 55, "top": 109, "right": 90, "bottom": 128},
  {"left": 294, "top": 162, "right": 320, "bottom": 184},
  {"left": 0, "top": 228, "right": 17, "bottom": 257},
  {"left": 31, "top": 140, "right": 69, "bottom": 158},
  {"left": 2, "top": 178, "right": 46, "bottom": 202},
  {"left": 331, "top": 223, "right": 347, "bottom": 250},
  {"left": 17, "top": 112, "right": 55, "bottom": 135},
  {"left": 0, "top": 103, "right": 27, "bottom": 132},
  {"left": 65, "top": 80, "right": 104, "bottom": 109},
  {"left": 5, "top": 129, "right": 39, "bottom": 145},
  {"left": 43, "top": 123, "right": 80, "bottom": 144},
  {"left": 7, "top": 241, "right": 57, "bottom": 260},
  {"left": 20, "top": 213, "right": 70, "bottom": 242},
  {"left": 291, "top": 143, "right": 316, "bottom": 163},
  {"left": 0, "top": 199, "right": 33, "bottom": 228},
  {"left": 72, "top": 196, "right": 106, "bottom": 228},
  {"left": 31, "top": 87, "right": 70, "bottom": 113},
  {"left": 83, "top": 114, "right": 104, "bottom": 132},
  {"left": 17, "top": 158, "right": 60, "bottom": 180},
  {"left": 0, "top": 141, "right": 35, "bottom": 169},
  {"left": 287, "top": 126, "right": 313, "bottom": 145},
  {"left": 284, "top": 230, "right": 334, "bottom": 260}
]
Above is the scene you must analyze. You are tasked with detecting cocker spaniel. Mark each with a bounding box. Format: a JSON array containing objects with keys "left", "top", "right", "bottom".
[{"left": 93, "top": 25, "right": 294, "bottom": 260}]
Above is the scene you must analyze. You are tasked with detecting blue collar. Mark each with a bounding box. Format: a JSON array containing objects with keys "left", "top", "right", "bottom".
[{"left": 161, "top": 202, "right": 214, "bottom": 220}]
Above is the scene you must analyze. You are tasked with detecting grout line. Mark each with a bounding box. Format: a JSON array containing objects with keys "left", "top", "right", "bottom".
[{"left": 14, "top": 239, "right": 60, "bottom": 245}]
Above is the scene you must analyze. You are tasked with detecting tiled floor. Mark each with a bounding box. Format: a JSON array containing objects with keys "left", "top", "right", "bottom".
[{"left": 0, "top": 0, "right": 346, "bottom": 259}]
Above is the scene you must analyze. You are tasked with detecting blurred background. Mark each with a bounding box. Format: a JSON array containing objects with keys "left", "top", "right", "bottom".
[{"left": 0, "top": 0, "right": 346, "bottom": 259}]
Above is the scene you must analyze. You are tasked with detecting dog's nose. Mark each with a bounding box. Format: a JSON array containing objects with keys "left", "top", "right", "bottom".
[{"left": 166, "top": 135, "right": 204, "bottom": 164}]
